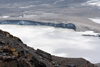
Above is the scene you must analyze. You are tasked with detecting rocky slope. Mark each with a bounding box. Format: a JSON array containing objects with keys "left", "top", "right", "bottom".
[{"left": 0, "top": 29, "right": 97, "bottom": 67}]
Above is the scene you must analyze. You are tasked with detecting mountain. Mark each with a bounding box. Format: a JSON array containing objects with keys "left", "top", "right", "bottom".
[
  {"left": 0, "top": 29, "right": 96, "bottom": 67},
  {"left": 0, "top": 0, "right": 100, "bottom": 32}
]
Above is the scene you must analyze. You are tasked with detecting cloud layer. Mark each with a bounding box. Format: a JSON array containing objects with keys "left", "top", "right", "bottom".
[{"left": 0, "top": 25, "right": 100, "bottom": 63}]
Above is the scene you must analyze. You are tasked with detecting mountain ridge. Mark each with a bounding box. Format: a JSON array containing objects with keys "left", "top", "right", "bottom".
[{"left": 0, "top": 20, "right": 76, "bottom": 31}]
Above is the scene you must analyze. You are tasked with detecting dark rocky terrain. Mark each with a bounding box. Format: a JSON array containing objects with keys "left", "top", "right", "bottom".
[
  {"left": 95, "top": 63, "right": 100, "bottom": 67},
  {"left": 0, "top": 29, "right": 97, "bottom": 67},
  {"left": 0, "top": 20, "right": 76, "bottom": 31}
]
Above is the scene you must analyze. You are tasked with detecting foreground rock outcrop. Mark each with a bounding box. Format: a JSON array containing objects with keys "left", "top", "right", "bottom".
[{"left": 0, "top": 29, "right": 97, "bottom": 67}]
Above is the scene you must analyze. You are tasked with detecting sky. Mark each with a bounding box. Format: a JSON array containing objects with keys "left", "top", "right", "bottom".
[{"left": 0, "top": 24, "right": 100, "bottom": 63}]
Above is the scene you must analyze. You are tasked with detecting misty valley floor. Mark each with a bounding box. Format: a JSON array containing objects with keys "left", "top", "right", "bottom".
[{"left": 0, "top": 25, "right": 99, "bottom": 63}]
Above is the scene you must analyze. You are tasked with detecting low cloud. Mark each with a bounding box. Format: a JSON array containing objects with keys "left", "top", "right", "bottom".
[{"left": 0, "top": 25, "right": 100, "bottom": 63}]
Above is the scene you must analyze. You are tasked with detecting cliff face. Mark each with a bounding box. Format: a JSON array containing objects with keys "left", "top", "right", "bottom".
[{"left": 0, "top": 29, "right": 96, "bottom": 67}]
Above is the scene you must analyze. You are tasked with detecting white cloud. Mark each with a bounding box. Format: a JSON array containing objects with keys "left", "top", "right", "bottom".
[
  {"left": 0, "top": 16, "right": 9, "bottom": 18},
  {"left": 0, "top": 25, "right": 100, "bottom": 63},
  {"left": 19, "top": 5, "right": 35, "bottom": 8},
  {"left": 54, "top": 0, "right": 64, "bottom": 4}
]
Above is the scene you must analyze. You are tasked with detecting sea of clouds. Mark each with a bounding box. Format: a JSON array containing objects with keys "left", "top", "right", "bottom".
[{"left": 0, "top": 25, "right": 100, "bottom": 63}]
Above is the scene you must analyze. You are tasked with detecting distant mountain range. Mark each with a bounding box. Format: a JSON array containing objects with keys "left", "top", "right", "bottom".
[{"left": 0, "top": 0, "right": 100, "bottom": 33}]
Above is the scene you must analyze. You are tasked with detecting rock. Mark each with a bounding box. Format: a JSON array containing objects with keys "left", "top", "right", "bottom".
[
  {"left": 52, "top": 56, "right": 96, "bottom": 67},
  {"left": 67, "top": 23, "right": 76, "bottom": 30},
  {"left": 0, "top": 29, "right": 46, "bottom": 67},
  {"left": 0, "top": 20, "right": 76, "bottom": 31},
  {"left": 36, "top": 49, "right": 52, "bottom": 61}
]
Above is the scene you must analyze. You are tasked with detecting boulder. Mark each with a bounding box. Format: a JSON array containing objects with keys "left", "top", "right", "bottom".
[{"left": 67, "top": 23, "right": 76, "bottom": 30}]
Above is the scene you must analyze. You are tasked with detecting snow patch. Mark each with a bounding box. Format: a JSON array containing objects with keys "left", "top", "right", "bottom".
[
  {"left": 84, "top": 0, "right": 100, "bottom": 6},
  {"left": 19, "top": 5, "right": 35, "bottom": 8},
  {"left": 89, "top": 18, "right": 100, "bottom": 24},
  {"left": 54, "top": 0, "right": 64, "bottom": 4},
  {"left": 0, "top": 16, "right": 9, "bottom": 18}
]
